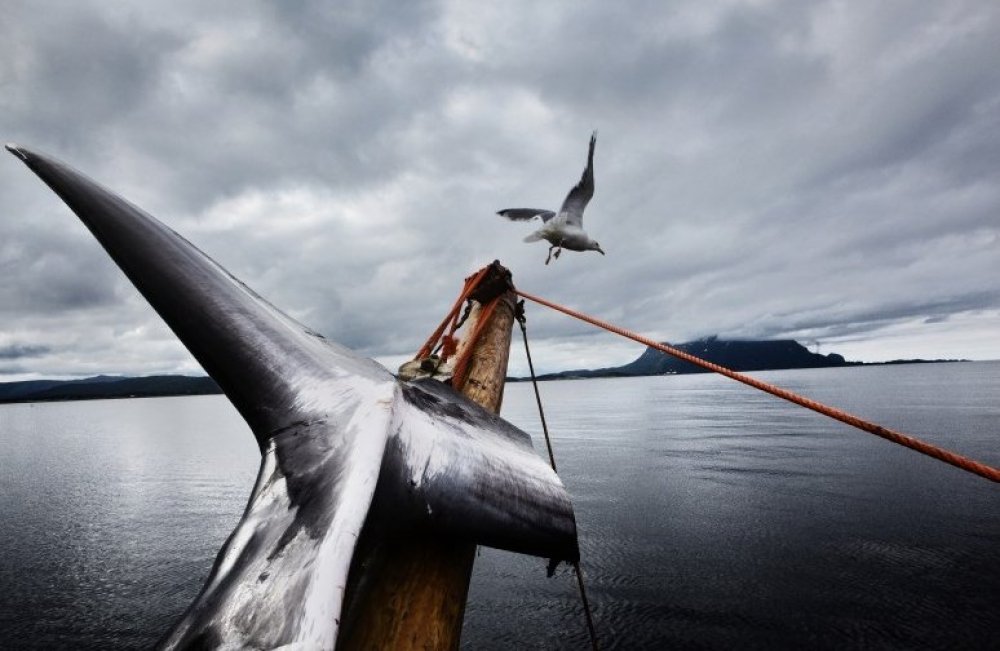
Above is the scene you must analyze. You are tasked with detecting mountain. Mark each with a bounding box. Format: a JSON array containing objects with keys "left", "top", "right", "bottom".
[
  {"left": 526, "top": 337, "right": 852, "bottom": 380},
  {"left": 0, "top": 375, "right": 221, "bottom": 403},
  {"left": 618, "top": 337, "right": 848, "bottom": 375}
]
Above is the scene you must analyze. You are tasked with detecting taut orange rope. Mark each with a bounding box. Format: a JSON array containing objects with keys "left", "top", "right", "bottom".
[
  {"left": 450, "top": 297, "right": 500, "bottom": 391},
  {"left": 516, "top": 288, "right": 1000, "bottom": 484},
  {"left": 415, "top": 266, "right": 490, "bottom": 361}
]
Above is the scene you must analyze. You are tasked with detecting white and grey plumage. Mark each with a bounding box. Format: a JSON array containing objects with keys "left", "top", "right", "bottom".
[
  {"left": 498, "top": 132, "right": 604, "bottom": 264},
  {"left": 8, "top": 144, "right": 577, "bottom": 651}
]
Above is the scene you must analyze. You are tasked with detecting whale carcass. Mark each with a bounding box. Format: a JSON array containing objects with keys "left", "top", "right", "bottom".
[{"left": 7, "top": 145, "right": 578, "bottom": 650}]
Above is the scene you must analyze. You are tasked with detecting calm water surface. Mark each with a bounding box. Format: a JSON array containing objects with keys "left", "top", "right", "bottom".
[{"left": 1, "top": 363, "right": 998, "bottom": 649}]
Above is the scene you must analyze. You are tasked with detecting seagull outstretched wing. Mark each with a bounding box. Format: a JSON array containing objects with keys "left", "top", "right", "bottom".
[
  {"left": 558, "top": 131, "right": 596, "bottom": 227},
  {"left": 497, "top": 208, "right": 556, "bottom": 222}
]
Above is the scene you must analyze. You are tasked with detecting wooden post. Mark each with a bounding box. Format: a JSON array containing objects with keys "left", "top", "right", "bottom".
[{"left": 338, "top": 288, "right": 517, "bottom": 650}]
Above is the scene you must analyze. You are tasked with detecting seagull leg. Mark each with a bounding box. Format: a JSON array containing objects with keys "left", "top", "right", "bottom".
[
  {"left": 553, "top": 241, "right": 563, "bottom": 259},
  {"left": 545, "top": 246, "right": 555, "bottom": 265}
]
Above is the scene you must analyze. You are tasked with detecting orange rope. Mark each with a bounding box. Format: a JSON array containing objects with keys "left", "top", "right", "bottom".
[
  {"left": 450, "top": 297, "right": 500, "bottom": 391},
  {"left": 413, "top": 263, "right": 506, "bottom": 391},
  {"left": 415, "top": 266, "right": 490, "bottom": 361},
  {"left": 516, "top": 288, "right": 1000, "bottom": 484}
]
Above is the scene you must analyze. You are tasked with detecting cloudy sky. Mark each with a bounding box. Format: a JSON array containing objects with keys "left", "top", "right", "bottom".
[{"left": 2, "top": 1, "right": 998, "bottom": 381}]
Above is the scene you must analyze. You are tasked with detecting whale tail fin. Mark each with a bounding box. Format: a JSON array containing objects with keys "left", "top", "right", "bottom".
[
  {"left": 9, "top": 145, "right": 577, "bottom": 650},
  {"left": 379, "top": 379, "right": 577, "bottom": 561}
]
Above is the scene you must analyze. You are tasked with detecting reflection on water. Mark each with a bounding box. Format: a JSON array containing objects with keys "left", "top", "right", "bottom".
[
  {"left": 471, "top": 363, "right": 1000, "bottom": 650},
  {"left": 0, "top": 396, "right": 258, "bottom": 649},
  {"left": 1, "top": 363, "right": 998, "bottom": 649}
]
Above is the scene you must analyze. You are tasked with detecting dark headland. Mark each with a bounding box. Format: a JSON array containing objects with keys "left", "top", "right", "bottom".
[
  {"left": 0, "top": 375, "right": 221, "bottom": 404},
  {"left": 0, "top": 338, "right": 966, "bottom": 403},
  {"left": 511, "top": 336, "right": 966, "bottom": 381}
]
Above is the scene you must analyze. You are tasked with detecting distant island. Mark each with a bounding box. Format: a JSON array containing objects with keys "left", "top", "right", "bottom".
[
  {"left": 512, "top": 336, "right": 966, "bottom": 381},
  {"left": 0, "top": 374, "right": 221, "bottom": 404},
  {"left": 0, "top": 338, "right": 966, "bottom": 403}
]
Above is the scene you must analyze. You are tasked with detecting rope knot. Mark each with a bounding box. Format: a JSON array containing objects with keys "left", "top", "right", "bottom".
[{"left": 440, "top": 334, "right": 458, "bottom": 361}]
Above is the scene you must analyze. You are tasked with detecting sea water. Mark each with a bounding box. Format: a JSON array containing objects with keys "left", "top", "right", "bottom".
[{"left": 1, "top": 363, "right": 997, "bottom": 649}]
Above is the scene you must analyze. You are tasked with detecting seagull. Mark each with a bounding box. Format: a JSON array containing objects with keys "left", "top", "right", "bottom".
[{"left": 498, "top": 131, "right": 604, "bottom": 265}]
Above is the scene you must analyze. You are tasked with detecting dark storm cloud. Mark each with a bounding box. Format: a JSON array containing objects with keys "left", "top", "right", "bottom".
[
  {"left": 2, "top": 4, "right": 181, "bottom": 153},
  {"left": 0, "top": 223, "right": 122, "bottom": 314},
  {"left": 733, "top": 289, "right": 1000, "bottom": 342},
  {"left": 4, "top": 0, "right": 446, "bottom": 211},
  {"left": 0, "top": 344, "right": 50, "bottom": 360},
  {"left": 2, "top": 1, "right": 999, "bottom": 380}
]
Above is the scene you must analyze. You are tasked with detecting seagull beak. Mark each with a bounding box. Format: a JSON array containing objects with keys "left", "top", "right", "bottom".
[{"left": 597, "top": 247, "right": 605, "bottom": 255}]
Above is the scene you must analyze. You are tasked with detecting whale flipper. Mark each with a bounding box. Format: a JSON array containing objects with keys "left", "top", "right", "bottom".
[
  {"left": 7, "top": 144, "right": 578, "bottom": 650},
  {"left": 378, "top": 378, "right": 577, "bottom": 560}
]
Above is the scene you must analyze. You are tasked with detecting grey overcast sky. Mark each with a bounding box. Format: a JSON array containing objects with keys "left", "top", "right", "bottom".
[{"left": 2, "top": 1, "right": 998, "bottom": 380}]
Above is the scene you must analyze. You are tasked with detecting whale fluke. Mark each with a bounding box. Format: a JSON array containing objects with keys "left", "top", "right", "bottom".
[{"left": 8, "top": 146, "right": 577, "bottom": 650}]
